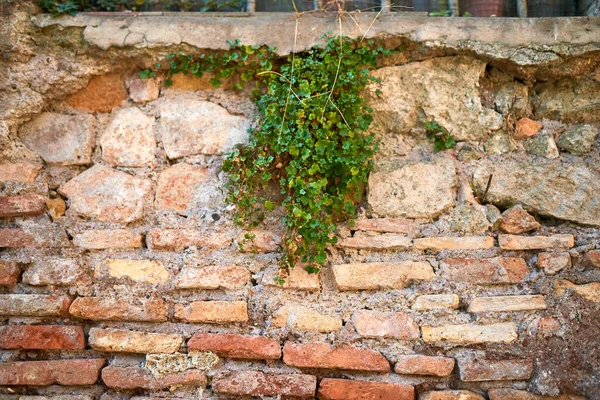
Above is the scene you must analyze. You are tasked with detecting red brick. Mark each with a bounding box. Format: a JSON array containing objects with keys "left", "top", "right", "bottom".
[
  {"left": 458, "top": 359, "right": 533, "bottom": 381},
  {"left": 352, "top": 218, "right": 417, "bottom": 235},
  {"left": 420, "top": 390, "right": 485, "bottom": 400},
  {"left": 514, "top": 117, "right": 542, "bottom": 140},
  {"left": 213, "top": 371, "right": 316, "bottom": 397},
  {"left": 581, "top": 250, "right": 600, "bottom": 269},
  {"left": 0, "top": 227, "right": 69, "bottom": 248},
  {"left": 69, "top": 297, "right": 167, "bottom": 322},
  {"left": 0, "top": 260, "right": 21, "bottom": 285},
  {"left": 0, "top": 294, "right": 72, "bottom": 317},
  {"left": 0, "top": 359, "right": 105, "bottom": 386},
  {"left": 101, "top": 366, "right": 206, "bottom": 390},
  {"left": 66, "top": 74, "right": 126, "bottom": 113},
  {"left": 188, "top": 333, "right": 281, "bottom": 360},
  {"left": 283, "top": 342, "right": 390, "bottom": 372},
  {"left": 318, "top": 378, "right": 414, "bottom": 400},
  {"left": 394, "top": 355, "right": 455, "bottom": 376},
  {"left": 352, "top": 310, "right": 419, "bottom": 340},
  {"left": 0, "top": 194, "right": 46, "bottom": 217},
  {"left": 147, "top": 229, "right": 231, "bottom": 251},
  {"left": 0, "top": 325, "right": 84, "bottom": 350},
  {"left": 443, "top": 257, "right": 529, "bottom": 284}
]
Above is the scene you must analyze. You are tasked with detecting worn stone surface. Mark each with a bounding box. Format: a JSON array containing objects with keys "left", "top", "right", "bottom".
[
  {"left": 459, "top": 359, "right": 533, "bottom": 381},
  {"left": 420, "top": 390, "right": 485, "bottom": 400},
  {"left": 88, "top": 328, "right": 182, "bottom": 353},
  {"left": 100, "top": 107, "right": 156, "bottom": 167},
  {"left": 0, "top": 227, "right": 69, "bottom": 247},
  {"left": 368, "top": 159, "right": 456, "bottom": 218},
  {"left": 473, "top": 161, "right": 600, "bottom": 226},
  {"left": 0, "top": 162, "right": 41, "bottom": 182},
  {"left": 514, "top": 118, "right": 543, "bottom": 140},
  {"left": 0, "top": 325, "right": 85, "bottom": 350},
  {"left": 318, "top": 378, "right": 414, "bottom": 400},
  {"left": 102, "top": 366, "right": 206, "bottom": 390},
  {"left": 73, "top": 229, "right": 142, "bottom": 249},
  {"left": 0, "top": 260, "right": 21, "bottom": 285},
  {"left": 581, "top": 250, "right": 600, "bottom": 269},
  {"left": 66, "top": 74, "right": 126, "bottom": 113},
  {"left": 0, "top": 359, "right": 105, "bottom": 386},
  {"left": 538, "top": 252, "right": 571, "bottom": 274},
  {"left": 283, "top": 342, "right": 390, "bottom": 372},
  {"left": 394, "top": 355, "right": 455, "bottom": 376},
  {"left": 533, "top": 78, "right": 600, "bottom": 123},
  {"left": 213, "top": 371, "right": 316, "bottom": 397},
  {"left": 485, "top": 133, "right": 513, "bottom": 155},
  {"left": 557, "top": 124, "right": 598, "bottom": 155},
  {"left": 555, "top": 279, "right": 600, "bottom": 302},
  {"left": 443, "top": 257, "right": 529, "bottom": 284},
  {"left": 523, "top": 134, "right": 560, "bottom": 159},
  {"left": 332, "top": 261, "right": 435, "bottom": 290},
  {"left": 450, "top": 203, "right": 491, "bottom": 235},
  {"left": 352, "top": 218, "right": 416, "bottom": 235},
  {"left": 272, "top": 304, "right": 342, "bottom": 333},
  {"left": 159, "top": 98, "right": 250, "bottom": 158},
  {"left": 104, "top": 259, "right": 169, "bottom": 284},
  {"left": 499, "top": 234, "right": 574, "bottom": 250},
  {"left": 69, "top": 297, "right": 167, "bottom": 322},
  {"left": 19, "top": 113, "right": 95, "bottom": 165},
  {"left": 352, "top": 310, "right": 419, "bottom": 340},
  {"left": 414, "top": 236, "right": 494, "bottom": 252},
  {"left": 238, "top": 230, "right": 281, "bottom": 252},
  {"left": 129, "top": 76, "right": 160, "bottom": 103},
  {"left": 0, "top": 193, "right": 46, "bottom": 217},
  {"left": 412, "top": 294, "right": 460, "bottom": 311},
  {"left": 188, "top": 333, "right": 281, "bottom": 360},
  {"left": 422, "top": 323, "right": 518, "bottom": 344},
  {"left": 174, "top": 301, "right": 248, "bottom": 323},
  {"left": 499, "top": 205, "right": 542, "bottom": 234},
  {"left": 59, "top": 164, "right": 151, "bottom": 223},
  {"left": 147, "top": 229, "right": 231, "bottom": 250},
  {"left": 367, "top": 57, "right": 502, "bottom": 140},
  {"left": 174, "top": 265, "right": 249, "bottom": 290},
  {"left": 22, "top": 258, "right": 89, "bottom": 286},
  {"left": 262, "top": 265, "right": 320, "bottom": 291},
  {"left": 468, "top": 295, "right": 547, "bottom": 312},
  {"left": 154, "top": 163, "right": 222, "bottom": 213},
  {"left": 336, "top": 233, "right": 412, "bottom": 251},
  {"left": 488, "top": 389, "right": 586, "bottom": 400},
  {"left": 0, "top": 294, "right": 71, "bottom": 317}
]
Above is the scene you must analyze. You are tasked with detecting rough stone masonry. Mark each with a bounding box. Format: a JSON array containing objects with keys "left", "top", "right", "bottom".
[{"left": 1, "top": 2, "right": 600, "bottom": 399}]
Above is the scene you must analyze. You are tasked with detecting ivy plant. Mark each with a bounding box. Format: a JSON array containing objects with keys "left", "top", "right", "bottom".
[{"left": 425, "top": 120, "right": 455, "bottom": 152}]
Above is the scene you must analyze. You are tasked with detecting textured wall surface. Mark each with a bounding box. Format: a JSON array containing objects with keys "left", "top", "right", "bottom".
[{"left": 1, "top": 4, "right": 600, "bottom": 400}]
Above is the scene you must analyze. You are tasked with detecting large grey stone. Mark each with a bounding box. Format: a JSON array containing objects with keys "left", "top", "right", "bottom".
[
  {"left": 19, "top": 113, "right": 95, "bottom": 165},
  {"left": 473, "top": 160, "right": 600, "bottom": 226},
  {"left": 557, "top": 124, "right": 598, "bottom": 156},
  {"left": 368, "top": 159, "right": 456, "bottom": 219},
  {"left": 533, "top": 78, "right": 600, "bottom": 123},
  {"left": 158, "top": 98, "right": 250, "bottom": 159},
  {"left": 366, "top": 56, "right": 502, "bottom": 140}
]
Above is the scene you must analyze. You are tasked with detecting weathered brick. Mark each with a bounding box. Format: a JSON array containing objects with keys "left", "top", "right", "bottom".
[
  {"left": 459, "top": 359, "right": 533, "bottom": 381},
  {"left": 174, "top": 265, "right": 249, "bottom": 290},
  {"left": 155, "top": 163, "right": 223, "bottom": 213},
  {"left": 394, "top": 355, "right": 455, "bottom": 376},
  {"left": 336, "top": 233, "right": 412, "bottom": 251},
  {"left": 66, "top": 74, "right": 126, "bottom": 113},
  {"left": 22, "top": 258, "right": 89, "bottom": 286},
  {"left": 102, "top": 366, "right": 206, "bottom": 390},
  {"left": 538, "top": 252, "right": 571, "bottom": 275},
  {"left": 174, "top": 301, "right": 248, "bottom": 323},
  {"left": 352, "top": 310, "right": 419, "bottom": 340},
  {"left": 272, "top": 304, "right": 342, "bottom": 333},
  {"left": 100, "top": 107, "right": 156, "bottom": 167},
  {"left": 469, "top": 294, "right": 547, "bottom": 313},
  {"left": 488, "top": 388, "right": 586, "bottom": 400},
  {"left": 332, "top": 261, "right": 434, "bottom": 290},
  {"left": 188, "top": 333, "right": 281, "bottom": 360},
  {"left": 238, "top": 230, "right": 281, "bottom": 252},
  {"left": 0, "top": 162, "right": 41, "bottom": 183},
  {"left": 555, "top": 279, "right": 600, "bottom": 302},
  {"left": 213, "top": 371, "right": 315, "bottom": 398},
  {"left": 514, "top": 117, "right": 542, "bottom": 140},
  {"left": 69, "top": 297, "right": 167, "bottom": 322},
  {"left": 103, "top": 259, "right": 169, "bottom": 284},
  {"left": 0, "top": 193, "right": 46, "bottom": 217},
  {"left": 0, "top": 227, "right": 69, "bottom": 248},
  {"left": 580, "top": 250, "right": 600, "bottom": 269},
  {"left": 73, "top": 229, "right": 142, "bottom": 249},
  {"left": 412, "top": 294, "right": 460, "bottom": 311},
  {"left": 128, "top": 76, "right": 160, "bottom": 103},
  {"left": 420, "top": 390, "right": 485, "bottom": 400},
  {"left": 59, "top": 164, "right": 151, "bottom": 223},
  {"left": 0, "top": 325, "right": 84, "bottom": 350},
  {"left": 147, "top": 229, "right": 231, "bottom": 251},
  {"left": 443, "top": 257, "right": 529, "bottom": 284},
  {"left": 414, "top": 236, "right": 494, "bottom": 251},
  {"left": 262, "top": 265, "right": 320, "bottom": 291},
  {"left": 352, "top": 218, "right": 417, "bottom": 235},
  {"left": 19, "top": 113, "right": 95, "bottom": 165},
  {"left": 498, "top": 234, "right": 574, "bottom": 250},
  {"left": 499, "top": 205, "right": 541, "bottom": 234},
  {"left": 283, "top": 342, "right": 390, "bottom": 372},
  {"left": 0, "top": 359, "right": 105, "bottom": 386},
  {"left": 0, "top": 294, "right": 71, "bottom": 317},
  {"left": 318, "top": 378, "right": 414, "bottom": 400},
  {"left": 88, "top": 328, "right": 182, "bottom": 353},
  {"left": 0, "top": 260, "right": 21, "bottom": 285},
  {"left": 422, "top": 323, "right": 518, "bottom": 344}
]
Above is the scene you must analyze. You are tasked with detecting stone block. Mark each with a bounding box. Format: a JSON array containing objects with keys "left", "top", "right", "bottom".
[
  {"left": 352, "top": 218, "right": 417, "bottom": 235},
  {"left": 283, "top": 342, "right": 390, "bottom": 372},
  {"left": 0, "top": 193, "right": 46, "bottom": 217},
  {"left": 174, "top": 265, "right": 249, "bottom": 290},
  {"left": 147, "top": 229, "right": 231, "bottom": 251},
  {"left": 538, "top": 252, "right": 571, "bottom": 274},
  {"left": 0, "top": 260, "right": 21, "bottom": 285},
  {"left": 458, "top": 359, "right": 533, "bottom": 381},
  {"left": 443, "top": 257, "right": 529, "bottom": 284},
  {"left": 69, "top": 297, "right": 167, "bottom": 322},
  {"left": 102, "top": 366, "right": 206, "bottom": 390},
  {"left": 499, "top": 234, "right": 574, "bottom": 250},
  {"left": 272, "top": 304, "right": 342, "bottom": 333},
  {"left": 66, "top": 74, "right": 126, "bottom": 113},
  {"left": 104, "top": 259, "right": 169, "bottom": 284},
  {"left": 0, "top": 325, "right": 84, "bottom": 350},
  {"left": 412, "top": 294, "right": 460, "bottom": 311},
  {"left": 318, "top": 378, "right": 414, "bottom": 400},
  {"left": 352, "top": 310, "right": 419, "bottom": 340},
  {"left": 422, "top": 323, "right": 518, "bottom": 344},
  {"left": 213, "top": 371, "right": 316, "bottom": 398},
  {"left": 332, "top": 261, "right": 435, "bottom": 290},
  {"left": 22, "top": 258, "right": 89, "bottom": 286},
  {"left": 555, "top": 279, "right": 600, "bottom": 302},
  {"left": 468, "top": 295, "right": 547, "bottom": 312},
  {"left": 238, "top": 230, "right": 281, "bottom": 252},
  {"left": 336, "top": 233, "right": 412, "bottom": 251},
  {"left": 0, "top": 162, "right": 41, "bottom": 183},
  {"left": 188, "top": 333, "right": 281, "bottom": 360},
  {"left": 394, "top": 355, "right": 455, "bottom": 376},
  {"left": 420, "top": 390, "right": 485, "bottom": 400},
  {"left": 0, "top": 359, "right": 105, "bottom": 386},
  {"left": 262, "top": 265, "right": 320, "bottom": 291},
  {"left": 0, "top": 227, "right": 69, "bottom": 248},
  {"left": 413, "top": 236, "right": 494, "bottom": 251},
  {"left": 0, "top": 294, "right": 71, "bottom": 317},
  {"left": 174, "top": 301, "right": 248, "bottom": 323},
  {"left": 73, "top": 229, "right": 142, "bottom": 249},
  {"left": 88, "top": 328, "right": 182, "bottom": 354}
]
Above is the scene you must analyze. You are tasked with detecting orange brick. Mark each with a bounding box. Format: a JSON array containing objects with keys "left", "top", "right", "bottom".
[
  {"left": 188, "top": 333, "right": 281, "bottom": 360},
  {"left": 102, "top": 366, "right": 206, "bottom": 390},
  {"left": 318, "top": 378, "right": 414, "bottom": 400},
  {"left": 0, "top": 325, "right": 84, "bottom": 350},
  {"left": 213, "top": 371, "right": 316, "bottom": 397},
  {"left": 0, "top": 359, "right": 105, "bottom": 386},
  {"left": 69, "top": 297, "right": 166, "bottom": 322},
  {"left": 283, "top": 342, "right": 390, "bottom": 372},
  {"left": 0, "top": 193, "right": 46, "bottom": 217}
]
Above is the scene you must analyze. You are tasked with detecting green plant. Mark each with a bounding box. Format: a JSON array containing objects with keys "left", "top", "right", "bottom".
[
  {"left": 38, "top": 0, "right": 246, "bottom": 15},
  {"left": 425, "top": 120, "right": 455, "bottom": 152}
]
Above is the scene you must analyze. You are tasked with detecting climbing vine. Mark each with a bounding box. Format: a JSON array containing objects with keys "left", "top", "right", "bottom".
[{"left": 146, "top": 36, "right": 395, "bottom": 276}]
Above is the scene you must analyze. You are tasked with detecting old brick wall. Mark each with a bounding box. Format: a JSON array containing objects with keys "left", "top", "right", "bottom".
[{"left": 1, "top": 8, "right": 600, "bottom": 400}]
